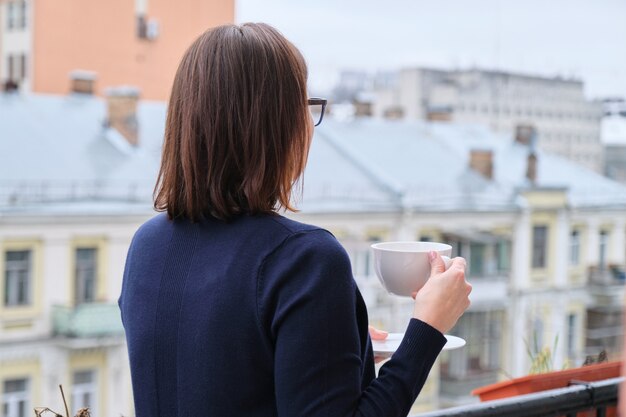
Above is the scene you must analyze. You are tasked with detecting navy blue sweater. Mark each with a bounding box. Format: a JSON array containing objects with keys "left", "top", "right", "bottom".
[{"left": 119, "top": 213, "right": 446, "bottom": 417}]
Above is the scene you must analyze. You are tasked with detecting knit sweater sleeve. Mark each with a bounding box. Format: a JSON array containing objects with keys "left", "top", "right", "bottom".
[{"left": 257, "top": 229, "right": 446, "bottom": 417}]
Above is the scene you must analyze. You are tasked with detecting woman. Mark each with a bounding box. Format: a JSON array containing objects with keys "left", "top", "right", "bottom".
[{"left": 119, "top": 22, "right": 471, "bottom": 417}]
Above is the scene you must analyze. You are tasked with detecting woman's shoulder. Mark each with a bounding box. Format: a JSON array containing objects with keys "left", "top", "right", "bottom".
[
  {"left": 264, "top": 215, "right": 350, "bottom": 266},
  {"left": 132, "top": 213, "right": 173, "bottom": 242},
  {"left": 269, "top": 215, "right": 341, "bottom": 247}
]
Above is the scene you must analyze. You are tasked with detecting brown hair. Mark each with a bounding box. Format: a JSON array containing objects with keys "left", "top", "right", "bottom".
[{"left": 154, "top": 23, "right": 311, "bottom": 222}]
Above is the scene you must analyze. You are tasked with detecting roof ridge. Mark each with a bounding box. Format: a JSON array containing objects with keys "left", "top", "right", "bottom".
[{"left": 315, "top": 128, "right": 405, "bottom": 205}]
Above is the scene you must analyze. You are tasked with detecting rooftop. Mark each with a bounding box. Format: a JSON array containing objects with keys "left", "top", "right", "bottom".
[{"left": 2, "top": 92, "right": 626, "bottom": 215}]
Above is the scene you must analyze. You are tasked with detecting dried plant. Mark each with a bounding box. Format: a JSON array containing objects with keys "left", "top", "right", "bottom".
[{"left": 33, "top": 385, "right": 91, "bottom": 417}]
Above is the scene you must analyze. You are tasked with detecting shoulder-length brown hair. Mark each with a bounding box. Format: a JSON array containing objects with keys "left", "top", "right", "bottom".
[{"left": 154, "top": 23, "right": 311, "bottom": 222}]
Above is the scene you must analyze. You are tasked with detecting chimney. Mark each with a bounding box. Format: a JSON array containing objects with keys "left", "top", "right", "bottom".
[
  {"left": 526, "top": 151, "right": 538, "bottom": 184},
  {"left": 426, "top": 105, "right": 453, "bottom": 122},
  {"left": 105, "top": 86, "right": 141, "bottom": 146},
  {"left": 69, "top": 70, "right": 97, "bottom": 94},
  {"left": 515, "top": 124, "right": 539, "bottom": 184},
  {"left": 383, "top": 106, "right": 404, "bottom": 120},
  {"left": 515, "top": 124, "right": 536, "bottom": 146},
  {"left": 469, "top": 149, "right": 493, "bottom": 179}
]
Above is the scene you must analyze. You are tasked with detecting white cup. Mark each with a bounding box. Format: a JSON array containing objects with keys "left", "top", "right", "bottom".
[{"left": 371, "top": 241, "right": 453, "bottom": 297}]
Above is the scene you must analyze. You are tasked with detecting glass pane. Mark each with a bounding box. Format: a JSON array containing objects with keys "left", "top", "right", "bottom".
[
  {"left": 7, "top": 250, "right": 29, "bottom": 262},
  {"left": 73, "top": 370, "right": 94, "bottom": 385},
  {"left": 83, "top": 392, "right": 91, "bottom": 407},
  {"left": 76, "top": 248, "right": 97, "bottom": 262},
  {"left": 5, "top": 250, "right": 32, "bottom": 306},
  {"left": 469, "top": 243, "right": 485, "bottom": 276},
  {"left": 18, "top": 400, "right": 25, "bottom": 417},
  {"left": 4, "top": 378, "right": 27, "bottom": 393},
  {"left": 75, "top": 248, "right": 97, "bottom": 303},
  {"left": 20, "top": 1, "right": 26, "bottom": 28},
  {"left": 532, "top": 226, "right": 548, "bottom": 268},
  {"left": 570, "top": 230, "right": 580, "bottom": 265},
  {"left": 496, "top": 241, "right": 510, "bottom": 272}
]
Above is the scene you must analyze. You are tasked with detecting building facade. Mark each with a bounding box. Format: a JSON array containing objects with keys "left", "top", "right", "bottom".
[
  {"left": 0, "top": 211, "right": 150, "bottom": 417},
  {"left": 0, "top": 0, "right": 234, "bottom": 99},
  {"left": 371, "top": 68, "right": 604, "bottom": 173},
  {"left": 1, "top": 90, "right": 625, "bottom": 415},
  {"left": 601, "top": 98, "right": 626, "bottom": 183}
]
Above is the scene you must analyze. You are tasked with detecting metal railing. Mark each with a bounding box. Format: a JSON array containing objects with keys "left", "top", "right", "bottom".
[
  {"left": 413, "top": 377, "right": 621, "bottom": 417},
  {"left": 0, "top": 180, "right": 154, "bottom": 206},
  {"left": 52, "top": 303, "right": 124, "bottom": 338}
]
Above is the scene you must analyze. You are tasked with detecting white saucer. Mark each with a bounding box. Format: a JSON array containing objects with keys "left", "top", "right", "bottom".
[{"left": 372, "top": 333, "right": 466, "bottom": 359}]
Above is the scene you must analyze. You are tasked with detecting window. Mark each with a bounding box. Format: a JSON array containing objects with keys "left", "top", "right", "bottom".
[
  {"left": 6, "top": 1, "right": 26, "bottom": 30},
  {"left": 532, "top": 225, "right": 548, "bottom": 269},
  {"left": 440, "top": 310, "right": 503, "bottom": 380},
  {"left": 20, "top": 54, "right": 27, "bottom": 80},
  {"left": 351, "top": 247, "right": 372, "bottom": 278},
  {"left": 7, "top": 2, "right": 16, "bottom": 29},
  {"left": 19, "top": 1, "right": 26, "bottom": 28},
  {"left": 2, "top": 378, "right": 28, "bottom": 417},
  {"left": 71, "top": 370, "right": 97, "bottom": 416},
  {"left": 567, "top": 313, "right": 577, "bottom": 358},
  {"left": 446, "top": 239, "right": 463, "bottom": 258},
  {"left": 570, "top": 230, "right": 580, "bottom": 265},
  {"left": 496, "top": 241, "right": 510, "bottom": 273},
  {"left": 7, "top": 55, "right": 14, "bottom": 81},
  {"left": 4, "top": 250, "right": 31, "bottom": 307},
  {"left": 469, "top": 243, "right": 485, "bottom": 277},
  {"left": 75, "top": 248, "right": 97, "bottom": 304},
  {"left": 6, "top": 54, "right": 27, "bottom": 82},
  {"left": 599, "top": 231, "right": 609, "bottom": 269}
]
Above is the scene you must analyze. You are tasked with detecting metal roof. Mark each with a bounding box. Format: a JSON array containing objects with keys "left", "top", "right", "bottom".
[{"left": 2, "top": 92, "right": 625, "bottom": 215}]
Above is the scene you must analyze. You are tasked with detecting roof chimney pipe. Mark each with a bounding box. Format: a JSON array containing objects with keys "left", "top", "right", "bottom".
[
  {"left": 515, "top": 124, "right": 536, "bottom": 146},
  {"left": 105, "top": 86, "right": 141, "bottom": 147},
  {"left": 69, "top": 70, "right": 97, "bottom": 95},
  {"left": 469, "top": 149, "right": 494, "bottom": 179}
]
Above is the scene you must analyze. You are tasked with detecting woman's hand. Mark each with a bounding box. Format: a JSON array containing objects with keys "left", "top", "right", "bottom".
[
  {"left": 369, "top": 325, "right": 389, "bottom": 363},
  {"left": 411, "top": 252, "right": 471, "bottom": 334}
]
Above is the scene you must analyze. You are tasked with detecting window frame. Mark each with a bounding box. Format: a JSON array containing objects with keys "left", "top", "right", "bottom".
[
  {"left": 569, "top": 229, "right": 580, "bottom": 266},
  {"left": 531, "top": 225, "right": 549, "bottom": 269},
  {"left": 4, "top": 249, "right": 32, "bottom": 307},
  {"left": 0, "top": 240, "right": 42, "bottom": 319},
  {"left": 6, "top": 1, "right": 16, "bottom": 30},
  {"left": 74, "top": 247, "right": 98, "bottom": 305},
  {"left": 2, "top": 377, "right": 29, "bottom": 417},
  {"left": 71, "top": 369, "right": 98, "bottom": 417}
]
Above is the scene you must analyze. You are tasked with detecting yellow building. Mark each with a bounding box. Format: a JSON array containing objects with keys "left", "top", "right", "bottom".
[{"left": 2, "top": 89, "right": 625, "bottom": 414}]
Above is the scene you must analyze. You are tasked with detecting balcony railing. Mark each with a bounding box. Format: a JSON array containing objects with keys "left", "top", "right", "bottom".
[
  {"left": 413, "top": 377, "right": 621, "bottom": 417},
  {"left": 589, "top": 265, "right": 626, "bottom": 286},
  {"left": 52, "top": 303, "right": 124, "bottom": 338}
]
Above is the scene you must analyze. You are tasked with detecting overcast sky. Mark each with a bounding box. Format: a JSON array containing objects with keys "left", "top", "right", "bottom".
[{"left": 236, "top": 0, "right": 626, "bottom": 99}]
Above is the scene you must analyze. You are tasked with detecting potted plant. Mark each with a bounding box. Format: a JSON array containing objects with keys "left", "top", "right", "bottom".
[{"left": 471, "top": 340, "right": 620, "bottom": 417}]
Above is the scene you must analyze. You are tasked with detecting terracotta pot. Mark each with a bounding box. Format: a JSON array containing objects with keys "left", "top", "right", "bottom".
[{"left": 471, "top": 361, "right": 621, "bottom": 417}]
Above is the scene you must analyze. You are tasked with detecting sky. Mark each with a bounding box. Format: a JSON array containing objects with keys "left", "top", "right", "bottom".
[{"left": 236, "top": 0, "right": 626, "bottom": 99}]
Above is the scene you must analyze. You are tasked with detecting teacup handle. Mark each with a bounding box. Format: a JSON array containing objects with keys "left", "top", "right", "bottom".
[{"left": 442, "top": 255, "right": 453, "bottom": 270}]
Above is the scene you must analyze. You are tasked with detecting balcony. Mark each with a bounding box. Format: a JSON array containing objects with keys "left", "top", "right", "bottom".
[
  {"left": 52, "top": 303, "right": 124, "bottom": 338},
  {"left": 588, "top": 264, "right": 626, "bottom": 286},
  {"left": 413, "top": 377, "right": 621, "bottom": 417}
]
